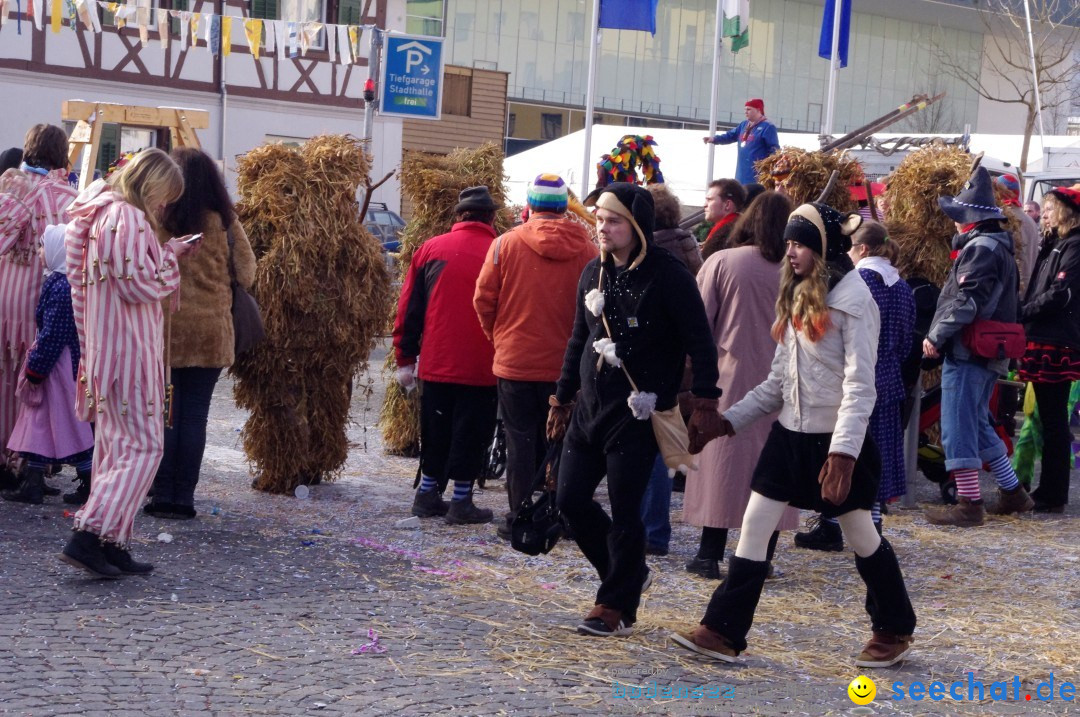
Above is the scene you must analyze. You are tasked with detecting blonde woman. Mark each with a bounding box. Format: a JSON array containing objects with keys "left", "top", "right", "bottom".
[
  {"left": 672, "top": 202, "right": 917, "bottom": 668},
  {"left": 59, "top": 148, "right": 198, "bottom": 578}
]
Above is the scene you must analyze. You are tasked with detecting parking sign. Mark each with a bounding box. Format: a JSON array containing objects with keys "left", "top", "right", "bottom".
[{"left": 380, "top": 34, "right": 445, "bottom": 120}]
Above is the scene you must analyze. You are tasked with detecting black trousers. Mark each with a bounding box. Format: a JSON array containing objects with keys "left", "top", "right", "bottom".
[
  {"left": 1032, "top": 380, "right": 1073, "bottom": 506},
  {"left": 556, "top": 414, "right": 657, "bottom": 624},
  {"left": 498, "top": 379, "right": 555, "bottom": 516},
  {"left": 420, "top": 380, "right": 498, "bottom": 492},
  {"left": 153, "top": 367, "right": 223, "bottom": 507}
]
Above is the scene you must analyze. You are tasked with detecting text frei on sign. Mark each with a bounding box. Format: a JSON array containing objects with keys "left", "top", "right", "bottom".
[{"left": 379, "top": 33, "right": 445, "bottom": 120}]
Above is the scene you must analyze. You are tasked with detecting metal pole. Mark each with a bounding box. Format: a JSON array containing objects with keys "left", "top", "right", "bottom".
[
  {"left": 822, "top": 0, "right": 842, "bottom": 135},
  {"left": 706, "top": 0, "right": 722, "bottom": 185},
  {"left": 1021, "top": 0, "right": 1046, "bottom": 160},
  {"left": 362, "top": 26, "right": 382, "bottom": 145},
  {"left": 580, "top": 0, "right": 602, "bottom": 198},
  {"left": 219, "top": 37, "right": 228, "bottom": 166}
]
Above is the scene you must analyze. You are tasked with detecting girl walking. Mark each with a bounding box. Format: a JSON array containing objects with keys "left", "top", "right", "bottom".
[{"left": 672, "top": 203, "right": 917, "bottom": 667}]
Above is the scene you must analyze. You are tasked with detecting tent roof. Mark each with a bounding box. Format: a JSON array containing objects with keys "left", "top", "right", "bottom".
[{"left": 504, "top": 125, "right": 1080, "bottom": 208}]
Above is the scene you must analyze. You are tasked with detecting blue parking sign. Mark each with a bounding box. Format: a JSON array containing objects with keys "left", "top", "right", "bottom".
[{"left": 380, "top": 34, "right": 445, "bottom": 120}]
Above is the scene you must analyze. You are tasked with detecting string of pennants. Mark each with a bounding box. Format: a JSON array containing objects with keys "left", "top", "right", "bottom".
[{"left": 0, "top": 0, "right": 371, "bottom": 65}]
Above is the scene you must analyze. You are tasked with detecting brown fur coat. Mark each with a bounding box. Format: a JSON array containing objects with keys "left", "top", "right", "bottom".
[{"left": 159, "top": 211, "right": 256, "bottom": 368}]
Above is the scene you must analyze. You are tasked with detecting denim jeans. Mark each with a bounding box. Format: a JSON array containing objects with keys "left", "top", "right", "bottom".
[
  {"left": 640, "top": 453, "right": 671, "bottom": 551},
  {"left": 153, "top": 367, "right": 223, "bottom": 507},
  {"left": 940, "top": 357, "right": 1008, "bottom": 472}
]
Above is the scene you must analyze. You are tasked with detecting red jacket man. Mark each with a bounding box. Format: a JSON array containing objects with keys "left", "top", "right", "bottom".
[{"left": 392, "top": 186, "right": 500, "bottom": 526}]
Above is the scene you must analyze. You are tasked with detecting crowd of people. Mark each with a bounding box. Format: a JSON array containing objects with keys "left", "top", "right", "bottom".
[
  {"left": 1, "top": 115, "right": 1076, "bottom": 670},
  {"left": 0, "top": 125, "right": 254, "bottom": 577}
]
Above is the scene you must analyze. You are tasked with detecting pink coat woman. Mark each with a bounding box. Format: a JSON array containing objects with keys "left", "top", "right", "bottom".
[{"left": 686, "top": 245, "right": 800, "bottom": 532}]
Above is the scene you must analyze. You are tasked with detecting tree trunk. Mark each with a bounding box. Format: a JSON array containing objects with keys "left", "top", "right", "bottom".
[{"left": 1019, "top": 105, "right": 1037, "bottom": 173}]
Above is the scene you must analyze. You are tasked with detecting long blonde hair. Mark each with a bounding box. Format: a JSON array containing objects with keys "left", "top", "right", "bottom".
[
  {"left": 1044, "top": 193, "right": 1080, "bottom": 238},
  {"left": 110, "top": 148, "right": 183, "bottom": 229},
  {"left": 772, "top": 252, "right": 832, "bottom": 343}
]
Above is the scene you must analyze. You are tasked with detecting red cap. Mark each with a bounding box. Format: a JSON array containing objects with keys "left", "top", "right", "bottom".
[
  {"left": 745, "top": 98, "right": 765, "bottom": 113},
  {"left": 1049, "top": 186, "right": 1080, "bottom": 212}
]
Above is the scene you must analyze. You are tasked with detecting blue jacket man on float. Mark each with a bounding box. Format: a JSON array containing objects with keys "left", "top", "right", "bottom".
[{"left": 703, "top": 98, "right": 781, "bottom": 185}]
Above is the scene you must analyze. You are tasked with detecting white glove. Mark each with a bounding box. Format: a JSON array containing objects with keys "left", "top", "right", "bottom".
[
  {"left": 395, "top": 365, "right": 416, "bottom": 392},
  {"left": 592, "top": 338, "right": 622, "bottom": 367}
]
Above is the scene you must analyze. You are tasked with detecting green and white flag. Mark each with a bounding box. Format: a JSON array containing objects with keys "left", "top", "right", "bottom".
[{"left": 722, "top": 0, "right": 749, "bottom": 52}]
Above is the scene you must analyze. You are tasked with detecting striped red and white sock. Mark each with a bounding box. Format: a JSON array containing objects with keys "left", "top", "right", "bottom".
[{"left": 952, "top": 469, "right": 981, "bottom": 501}]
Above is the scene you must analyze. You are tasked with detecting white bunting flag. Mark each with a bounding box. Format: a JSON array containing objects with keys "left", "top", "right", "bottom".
[
  {"left": 157, "top": 12, "right": 168, "bottom": 49},
  {"left": 274, "top": 20, "right": 287, "bottom": 66},
  {"left": 263, "top": 18, "right": 275, "bottom": 53},
  {"left": 136, "top": 5, "right": 148, "bottom": 46},
  {"left": 337, "top": 25, "right": 351, "bottom": 65},
  {"left": 31, "top": 0, "right": 44, "bottom": 30},
  {"left": 325, "top": 20, "right": 336, "bottom": 64},
  {"left": 178, "top": 10, "right": 189, "bottom": 47}
]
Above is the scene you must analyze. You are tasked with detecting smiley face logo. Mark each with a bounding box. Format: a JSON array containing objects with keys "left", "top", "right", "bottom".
[{"left": 848, "top": 675, "right": 876, "bottom": 705}]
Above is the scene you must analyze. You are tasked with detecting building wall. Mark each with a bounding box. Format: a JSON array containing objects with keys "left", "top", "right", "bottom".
[
  {"left": 399, "top": 64, "right": 507, "bottom": 219},
  {"left": 0, "top": 0, "right": 408, "bottom": 211},
  {"left": 443, "top": 0, "right": 985, "bottom": 140}
]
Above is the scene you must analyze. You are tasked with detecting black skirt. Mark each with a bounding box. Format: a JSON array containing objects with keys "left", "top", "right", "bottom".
[{"left": 750, "top": 422, "right": 880, "bottom": 518}]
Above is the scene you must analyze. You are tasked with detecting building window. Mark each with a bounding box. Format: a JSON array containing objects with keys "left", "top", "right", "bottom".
[
  {"left": 444, "top": 70, "right": 472, "bottom": 117},
  {"left": 507, "top": 113, "right": 516, "bottom": 137},
  {"left": 406, "top": 0, "right": 443, "bottom": 36},
  {"left": 541, "top": 113, "right": 563, "bottom": 140},
  {"left": 337, "top": 0, "right": 363, "bottom": 24}
]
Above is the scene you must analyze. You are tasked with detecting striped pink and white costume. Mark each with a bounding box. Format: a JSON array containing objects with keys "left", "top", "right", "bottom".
[
  {"left": 0, "top": 170, "right": 77, "bottom": 449},
  {"left": 65, "top": 180, "right": 181, "bottom": 546}
]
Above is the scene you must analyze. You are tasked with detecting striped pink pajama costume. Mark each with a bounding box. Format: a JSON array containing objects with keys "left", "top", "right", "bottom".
[
  {"left": 0, "top": 170, "right": 77, "bottom": 451},
  {"left": 65, "top": 181, "right": 181, "bottom": 546}
]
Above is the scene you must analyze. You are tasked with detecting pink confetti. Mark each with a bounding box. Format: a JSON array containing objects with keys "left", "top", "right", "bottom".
[
  {"left": 352, "top": 628, "right": 386, "bottom": 655},
  {"left": 540, "top": 583, "right": 557, "bottom": 590}
]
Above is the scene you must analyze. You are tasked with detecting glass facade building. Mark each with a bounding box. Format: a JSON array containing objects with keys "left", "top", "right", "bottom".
[{"left": 431, "top": 0, "right": 985, "bottom": 144}]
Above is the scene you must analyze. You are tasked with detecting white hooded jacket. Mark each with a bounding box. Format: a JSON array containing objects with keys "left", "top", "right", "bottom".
[{"left": 723, "top": 269, "right": 880, "bottom": 458}]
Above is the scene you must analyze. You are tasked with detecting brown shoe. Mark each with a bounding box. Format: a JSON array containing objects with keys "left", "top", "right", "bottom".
[
  {"left": 577, "top": 605, "right": 632, "bottom": 636},
  {"left": 670, "top": 625, "right": 739, "bottom": 663},
  {"left": 855, "top": 631, "right": 912, "bottom": 667},
  {"left": 988, "top": 484, "right": 1034, "bottom": 515},
  {"left": 926, "top": 496, "right": 985, "bottom": 527}
]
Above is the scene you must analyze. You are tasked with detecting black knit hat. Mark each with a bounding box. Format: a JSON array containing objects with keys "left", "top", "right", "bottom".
[
  {"left": 454, "top": 186, "right": 500, "bottom": 214},
  {"left": 591, "top": 182, "right": 655, "bottom": 245},
  {"left": 938, "top": 167, "right": 1005, "bottom": 224},
  {"left": 783, "top": 202, "right": 862, "bottom": 262}
]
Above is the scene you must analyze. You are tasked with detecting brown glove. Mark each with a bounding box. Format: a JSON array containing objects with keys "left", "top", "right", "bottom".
[
  {"left": 546, "top": 396, "right": 574, "bottom": 443},
  {"left": 686, "top": 397, "right": 733, "bottom": 454},
  {"left": 818, "top": 452, "right": 856, "bottom": 505}
]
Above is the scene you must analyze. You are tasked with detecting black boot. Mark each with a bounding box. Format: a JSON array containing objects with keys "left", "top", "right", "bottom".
[
  {"left": 1, "top": 466, "right": 46, "bottom": 504},
  {"left": 63, "top": 470, "right": 92, "bottom": 506},
  {"left": 0, "top": 464, "right": 18, "bottom": 492},
  {"left": 854, "top": 538, "right": 917, "bottom": 637},
  {"left": 700, "top": 556, "right": 771, "bottom": 653},
  {"left": 59, "top": 530, "right": 122, "bottom": 579},
  {"left": 103, "top": 543, "right": 154, "bottom": 574},
  {"left": 793, "top": 515, "right": 844, "bottom": 551}
]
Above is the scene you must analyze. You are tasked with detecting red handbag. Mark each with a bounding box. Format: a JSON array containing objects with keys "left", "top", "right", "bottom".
[{"left": 962, "top": 320, "right": 1026, "bottom": 360}]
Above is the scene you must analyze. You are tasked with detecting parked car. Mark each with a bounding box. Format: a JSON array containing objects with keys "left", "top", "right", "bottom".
[{"left": 364, "top": 202, "right": 405, "bottom": 253}]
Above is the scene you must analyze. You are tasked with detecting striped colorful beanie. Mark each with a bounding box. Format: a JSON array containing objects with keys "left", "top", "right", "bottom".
[{"left": 527, "top": 174, "right": 568, "bottom": 213}]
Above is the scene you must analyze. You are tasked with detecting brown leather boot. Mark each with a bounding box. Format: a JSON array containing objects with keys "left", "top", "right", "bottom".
[
  {"left": 855, "top": 631, "right": 913, "bottom": 667},
  {"left": 670, "top": 624, "right": 740, "bottom": 662},
  {"left": 988, "top": 484, "right": 1035, "bottom": 515},
  {"left": 925, "top": 496, "right": 985, "bottom": 527}
]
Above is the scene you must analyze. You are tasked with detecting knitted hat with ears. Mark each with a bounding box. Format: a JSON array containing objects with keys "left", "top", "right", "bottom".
[{"left": 783, "top": 202, "right": 862, "bottom": 262}]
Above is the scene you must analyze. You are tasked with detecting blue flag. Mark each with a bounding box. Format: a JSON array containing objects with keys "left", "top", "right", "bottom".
[
  {"left": 598, "top": 0, "right": 659, "bottom": 35},
  {"left": 818, "top": 0, "right": 851, "bottom": 69}
]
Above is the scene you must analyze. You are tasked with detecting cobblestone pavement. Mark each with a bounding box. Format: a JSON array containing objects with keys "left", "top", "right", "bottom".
[{"left": 1, "top": 348, "right": 1078, "bottom": 716}]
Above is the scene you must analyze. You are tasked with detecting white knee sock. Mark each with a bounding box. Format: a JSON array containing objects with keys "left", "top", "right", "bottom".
[
  {"left": 733, "top": 492, "right": 788, "bottom": 561},
  {"left": 837, "top": 510, "right": 882, "bottom": 558}
]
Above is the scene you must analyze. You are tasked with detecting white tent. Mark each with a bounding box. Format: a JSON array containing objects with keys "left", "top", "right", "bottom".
[{"left": 503, "top": 125, "right": 1080, "bottom": 208}]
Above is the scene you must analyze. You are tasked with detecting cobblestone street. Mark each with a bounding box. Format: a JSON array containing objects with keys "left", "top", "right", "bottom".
[{"left": 1, "top": 350, "right": 1078, "bottom": 716}]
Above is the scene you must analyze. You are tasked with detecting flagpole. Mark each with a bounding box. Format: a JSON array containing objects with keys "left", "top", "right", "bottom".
[
  {"left": 1021, "top": 0, "right": 1046, "bottom": 160},
  {"left": 822, "top": 0, "right": 842, "bottom": 136},
  {"left": 581, "top": 0, "right": 602, "bottom": 198},
  {"left": 706, "top": 0, "right": 722, "bottom": 186}
]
